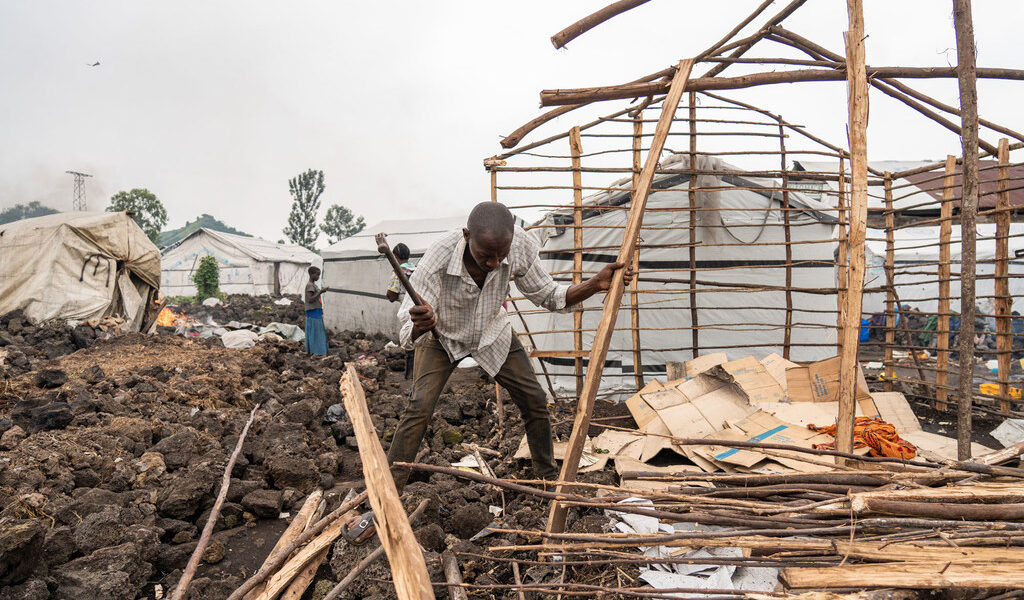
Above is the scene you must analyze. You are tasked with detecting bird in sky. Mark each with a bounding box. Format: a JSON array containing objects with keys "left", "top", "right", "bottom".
[{"left": 87, "top": 61, "right": 100, "bottom": 67}]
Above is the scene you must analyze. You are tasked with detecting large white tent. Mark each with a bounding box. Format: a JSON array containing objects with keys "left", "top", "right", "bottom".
[
  {"left": 160, "top": 228, "right": 321, "bottom": 297},
  {"left": 321, "top": 216, "right": 465, "bottom": 337},
  {"left": 518, "top": 153, "right": 840, "bottom": 397},
  {"left": 863, "top": 223, "right": 1024, "bottom": 316},
  {"left": 0, "top": 211, "right": 161, "bottom": 331}
]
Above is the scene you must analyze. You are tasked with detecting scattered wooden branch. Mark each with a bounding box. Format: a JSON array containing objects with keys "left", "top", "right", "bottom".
[
  {"left": 321, "top": 499, "right": 431, "bottom": 600},
  {"left": 171, "top": 403, "right": 260, "bottom": 600},
  {"left": 550, "top": 0, "right": 653, "bottom": 49},
  {"left": 340, "top": 365, "right": 433, "bottom": 600},
  {"left": 226, "top": 490, "right": 369, "bottom": 600},
  {"left": 441, "top": 551, "right": 469, "bottom": 600},
  {"left": 782, "top": 562, "right": 1024, "bottom": 589},
  {"left": 243, "top": 490, "right": 324, "bottom": 600}
]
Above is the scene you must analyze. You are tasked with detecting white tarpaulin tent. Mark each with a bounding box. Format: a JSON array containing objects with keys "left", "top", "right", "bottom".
[
  {"left": 518, "top": 153, "right": 840, "bottom": 397},
  {"left": 863, "top": 223, "right": 1024, "bottom": 315},
  {"left": 161, "top": 228, "right": 321, "bottom": 297},
  {"left": 0, "top": 211, "right": 161, "bottom": 331},
  {"left": 321, "top": 216, "right": 465, "bottom": 337}
]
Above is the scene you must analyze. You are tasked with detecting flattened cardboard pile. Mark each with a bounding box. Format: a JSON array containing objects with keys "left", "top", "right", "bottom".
[
  {"left": 519, "top": 353, "right": 992, "bottom": 487},
  {"left": 516, "top": 353, "right": 991, "bottom": 483}
]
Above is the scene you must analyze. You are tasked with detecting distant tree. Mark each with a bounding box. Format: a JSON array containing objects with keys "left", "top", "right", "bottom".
[
  {"left": 0, "top": 201, "right": 59, "bottom": 225},
  {"left": 192, "top": 255, "right": 221, "bottom": 301},
  {"left": 107, "top": 188, "right": 167, "bottom": 243},
  {"left": 283, "top": 169, "right": 324, "bottom": 251},
  {"left": 320, "top": 204, "right": 365, "bottom": 244}
]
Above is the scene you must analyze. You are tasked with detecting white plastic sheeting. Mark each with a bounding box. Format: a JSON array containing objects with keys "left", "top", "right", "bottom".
[
  {"left": 0, "top": 212, "right": 160, "bottom": 329},
  {"left": 320, "top": 216, "right": 465, "bottom": 338},
  {"left": 160, "top": 228, "right": 321, "bottom": 297},
  {"left": 517, "top": 154, "right": 840, "bottom": 398}
]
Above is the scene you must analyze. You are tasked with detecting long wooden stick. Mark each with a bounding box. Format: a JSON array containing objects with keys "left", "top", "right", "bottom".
[
  {"left": 539, "top": 66, "right": 1024, "bottom": 106},
  {"left": 570, "top": 126, "right": 585, "bottom": 396},
  {"left": 884, "top": 173, "right": 896, "bottom": 391},
  {"left": 545, "top": 59, "right": 694, "bottom": 538},
  {"left": 836, "top": 0, "right": 869, "bottom": 459},
  {"left": 995, "top": 138, "right": 1012, "bottom": 413},
  {"left": 172, "top": 403, "right": 260, "bottom": 600},
  {"left": 953, "top": 0, "right": 979, "bottom": 461},
  {"left": 441, "top": 551, "right": 470, "bottom": 600},
  {"left": 550, "top": 0, "right": 653, "bottom": 49},
  {"left": 339, "top": 365, "right": 432, "bottom": 600},
  {"left": 630, "top": 116, "right": 644, "bottom": 389},
  {"left": 937, "top": 156, "right": 957, "bottom": 413}
]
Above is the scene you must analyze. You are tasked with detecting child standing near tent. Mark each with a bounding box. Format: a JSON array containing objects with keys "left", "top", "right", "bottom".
[
  {"left": 304, "top": 266, "right": 330, "bottom": 355},
  {"left": 385, "top": 243, "right": 416, "bottom": 377}
]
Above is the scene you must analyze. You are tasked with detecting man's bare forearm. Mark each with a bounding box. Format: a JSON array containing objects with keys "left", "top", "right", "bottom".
[{"left": 565, "top": 277, "right": 602, "bottom": 306}]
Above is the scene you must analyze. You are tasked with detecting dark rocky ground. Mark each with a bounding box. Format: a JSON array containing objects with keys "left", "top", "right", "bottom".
[{"left": 0, "top": 300, "right": 624, "bottom": 600}]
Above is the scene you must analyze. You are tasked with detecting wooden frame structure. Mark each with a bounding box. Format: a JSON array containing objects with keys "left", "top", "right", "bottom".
[{"left": 483, "top": 0, "right": 1024, "bottom": 537}]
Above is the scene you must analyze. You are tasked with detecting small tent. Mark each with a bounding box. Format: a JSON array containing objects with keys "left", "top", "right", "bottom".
[
  {"left": 160, "top": 228, "right": 321, "bottom": 297},
  {"left": 321, "top": 216, "right": 465, "bottom": 337},
  {"left": 863, "top": 223, "right": 1024, "bottom": 316},
  {"left": 519, "top": 153, "right": 840, "bottom": 396},
  {"left": 0, "top": 211, "right": 161, "bottom": 331}
]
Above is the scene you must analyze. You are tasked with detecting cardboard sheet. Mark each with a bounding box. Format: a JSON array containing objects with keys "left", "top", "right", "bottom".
[
  {"left": 785, "top": 356, "right": 872, "bottom": 403},
  {"left": 718, "top": 356, "right": 786, "bottom": 404},
  {"left": 685, "top": 352, "right": 728, "bottom": 377},
  {"left": 759, "top": 353, "right": 799, "bottom": 393}
]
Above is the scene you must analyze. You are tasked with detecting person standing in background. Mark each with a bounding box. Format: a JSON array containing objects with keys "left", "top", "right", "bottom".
[
  {"left": 385, "top": 243, "right": 416, "bottom": 378},
  {"left": 304, "top": 266, "right": 330, "bottom": 356}
]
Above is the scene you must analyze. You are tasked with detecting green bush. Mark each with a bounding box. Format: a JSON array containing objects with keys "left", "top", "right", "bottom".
[{"left": 192, "top": 255, "right": 221, "bottom": 301}]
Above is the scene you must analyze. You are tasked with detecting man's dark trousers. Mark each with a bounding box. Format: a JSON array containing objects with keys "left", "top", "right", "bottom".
[{"left": 386, "top": 334, "right": 557, "bottom": 491}]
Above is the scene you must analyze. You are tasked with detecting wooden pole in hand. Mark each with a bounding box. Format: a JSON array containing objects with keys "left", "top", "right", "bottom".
[
  {"left": 546, "top": 59, "right": 694, "bottom": 537},
  {"left": 836, "top": 0, "right": 869, "bottom": 459},
  {"left": 491, "top": 168, "right": 505, "bottom": 431},
  {"left": 953, "top": 0, "right": 979, "bottom": 460}
]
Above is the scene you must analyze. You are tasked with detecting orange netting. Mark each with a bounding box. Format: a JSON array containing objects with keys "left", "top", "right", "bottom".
[{"left": 808, "top": 417, "right": 917, "bottom": 459}]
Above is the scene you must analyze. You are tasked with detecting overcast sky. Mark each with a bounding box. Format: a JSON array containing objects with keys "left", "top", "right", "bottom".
[{"left": 1, "top": 1, "right": 1021, "bottom": 246}]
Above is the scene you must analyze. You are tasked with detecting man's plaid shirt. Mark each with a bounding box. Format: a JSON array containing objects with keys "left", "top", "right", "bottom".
[{"left": 398, "top": 227, "right": 571, "bottom": 376}]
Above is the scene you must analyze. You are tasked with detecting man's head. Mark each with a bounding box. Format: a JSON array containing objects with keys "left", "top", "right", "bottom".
[
  {"left": 463, "top": 202, "right": 514, "bottom": 273},
  {"left": 393, "top": 243, "right": 411, "bottom": 262},
  {"left": 308, "top": 266, "right": 321, "bottom": 282}
]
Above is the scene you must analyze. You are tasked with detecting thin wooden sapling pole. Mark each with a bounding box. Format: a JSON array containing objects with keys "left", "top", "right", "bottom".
[
  {"left": 954, "top": 0, "right": 980, "bottom": 460},
  {"left": 995, "top": 139, "right": 1012, "bottom": 413},
  {"left": 570, "top": 126, "right": 585, "bottom": 396},
  {"left": 688, "top": 92, "right": 700, "bottom": 358},
  {"left": 550, "top": 0, "right": 653, "bottom": 49},
  {"left": 937, "top": 157, "right": 957, "bottom": 413},
  {"left": 546, "top": 59, "right": 694, "bottom": 537},
  {"left": 630, "top": 116, "right": 644, "bottom": 389},
  {"left": 491, "top": 166, "right": 505, "bottom": 432},
  {"left": 884, "top": 173, "right": 896, "bottom": 390},
  {"left": 779, "top": 115, "right": 794, "bottom": 358},
  {"left": 836, "top": 0, "right": 869, "bottom": 459},
  {"left": 171, "top": 402, "right": 260, "bottom": 600}
]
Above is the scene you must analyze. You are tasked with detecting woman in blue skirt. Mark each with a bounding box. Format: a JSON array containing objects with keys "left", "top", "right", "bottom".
[{"left": 304, "top": 266, "right": 330, "bottom": 355}]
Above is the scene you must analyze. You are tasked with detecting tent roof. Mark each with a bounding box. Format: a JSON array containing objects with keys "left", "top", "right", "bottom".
[
  {"left": 166, "top": 228, "right": 320, "bottom": 264},
  {"left": 795, "top": 160, "right": 1024, "bottom": 212},
  {"left": 322, "top": 216, "right": 465, "bottom": 259},
  {"left": 0, "top": 211, "right": 161, "bottom": 288},
  {"left": 548, "top": 153, "right": 837, "bottom": 224}
]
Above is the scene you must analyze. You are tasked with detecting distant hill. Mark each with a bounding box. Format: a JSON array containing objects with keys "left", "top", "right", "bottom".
[
  {"left": 0, "top": 201, "right": 59, "bottom": 225},
  {"left": 158, "top": 214, "right": 251, "bottom": 248}
]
